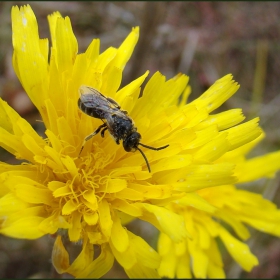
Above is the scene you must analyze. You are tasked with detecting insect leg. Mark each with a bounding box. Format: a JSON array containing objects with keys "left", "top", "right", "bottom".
[
  {"left": 101, "top": 127, "right": 108, "bottom": 138},
  {"left": 79, "top": 123, "right": 107, "bottom": 156}
]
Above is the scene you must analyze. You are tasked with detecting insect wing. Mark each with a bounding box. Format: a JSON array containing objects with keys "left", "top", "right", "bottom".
[
  {"left": 79, "top": 86, "right": 115, "bottom": 119},
  {"left": 79, "top": 86, "right": 108, "bottom": 108}
]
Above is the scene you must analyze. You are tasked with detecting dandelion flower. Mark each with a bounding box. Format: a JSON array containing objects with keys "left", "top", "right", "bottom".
[{"left": 1, "top": 4, "right": 280, "bottom": 278}]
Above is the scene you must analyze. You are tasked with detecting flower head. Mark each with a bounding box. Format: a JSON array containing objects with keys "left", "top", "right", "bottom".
[{"left": 1, "top": 4, "right": 280, "bottom": 278}]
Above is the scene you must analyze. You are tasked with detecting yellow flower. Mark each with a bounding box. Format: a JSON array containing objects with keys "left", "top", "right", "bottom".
[{"left": 1, "top": 4, "right": 280, "bottom": 278}]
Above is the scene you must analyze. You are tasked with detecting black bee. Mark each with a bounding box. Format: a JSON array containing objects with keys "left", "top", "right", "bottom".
[{"left": 78, "top": 86, "right": 169, "bottom": 172}]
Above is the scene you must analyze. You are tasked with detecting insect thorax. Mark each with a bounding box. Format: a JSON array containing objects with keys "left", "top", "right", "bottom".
[{"left": 109, "top": 115, "right": 136, "bottom": 141}]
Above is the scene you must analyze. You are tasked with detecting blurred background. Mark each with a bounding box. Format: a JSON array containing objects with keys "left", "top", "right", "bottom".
[{"left": 0, "top": 1, "right": 280, "bottom": 278}]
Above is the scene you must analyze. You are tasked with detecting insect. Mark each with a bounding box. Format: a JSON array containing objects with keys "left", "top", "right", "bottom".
[{"left": 78, "top": 85, "right": 169, "bottom": 172}]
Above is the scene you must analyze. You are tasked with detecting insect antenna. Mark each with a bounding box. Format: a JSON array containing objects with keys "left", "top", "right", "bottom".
[
  {"left": 139, "top": 143, "right": 169, "bottom": 151},
  {"left": 136, "top": 143, "right": 169, "bottom": 172},
  {"left": 136, "top": 147, "right": 151, "bottom": 173}
]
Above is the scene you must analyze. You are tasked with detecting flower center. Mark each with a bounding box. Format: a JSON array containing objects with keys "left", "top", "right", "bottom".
[
  {"left": 79, "top": 143, "right": 115, "bottom": 174},
  {"left": 61, "top": 143, "right": 118, "bottom": 217}
]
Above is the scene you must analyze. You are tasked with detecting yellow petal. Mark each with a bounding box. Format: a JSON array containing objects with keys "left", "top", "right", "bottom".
[
  {"left": 44, "top": 146, "right": 64, "bottom": 170},
  {"left": 227, "top": 118, "right": 262, "bottom": 151},
  {"left": 77, "top": 244, "right": 114, "bottom": 278},
  {"left": 115, "top": 70, "right": 149, "bottom": 108},
  {"left": 237, "top": 150, "right": 280, "bottom": 183},
  {"left": 117, "top": 211, "right": 136, "bottom": 225},
  {"left": 62, "top": 199, "right": 78, "bottom": 215},
  {"left": 0, "top": 193, "right": 29, "bottom": 214},
  {"left": 128, "top": 183, "right": 173, "bottom": 200},
  {"left": 110, "top": 214, "right": 129, "bottom": 252},
  {"left": 158, "top": 248, "right": 176, "bottom": 278},
  {"left": 66, "top": 239, "right": 93, "bottom": 276},
  {"left": 45, "top": 129, "right": 63, "bottom": 152},
  {"left": 177, "top": 84, "right": 191, "bottom": 107},
  {"left": 96, "top": 47, "right": 117, "bottom": 73},
  {"left": 57, "top": 117, "right": 76, "bottom": 147},
  {"left": 39, "top": 213, "right": 70, "bottom": 233},
  {"left": 101, "top": 66, "right": 122, "bottom": 99},
  {"left": 109, "top": 166, "right": 142, "bottom": 177},
  {"left": 132, "top": 71, "right": 166, "bottom": 119},
  {"left": 187, "top": 239, "right": 208, "bottom": 278},
  {"left": 11, "top": 5, "right": 49, "bottom": 109},
  {"left": 0, "top": 98, "right": 20, "bottom": 133},
  {"left": 196, "top": 109, "right": 245, "bottom": 131},
  {"left": 175, "top": 193, "right": 217, "bottom": 213},
  {"left": 82, "top": 189, "right": 97, "bottom": 205},
  {"left": 47, "top": 56, "right": 64, "bottom": 120},
  {"left": 114, "top": 188, "right": 144, "bottom": 200},
  {"left": 87, "top": 231, "right": 102, "bottom": 244},
  {"left": 14, "top": 184, "right": 53, "bottom": 205},
  {"left": 125, "top": 263, "right": 161, "bottom": 278},
  {"left": 193, "top": 74, "right": 239, "bottom": 113},
  {"left": 4, "top": 174, "right": 45, "bottom": 191},
  {"left": 219, "top": 227, "right": 258, "bottom": 271},
  {"left": 0, "top": 127, "right": 30, "bottom": 159},
  {"left": 22, "top": 133, "right": 46, "bottom": 157},
  {"left": 48, "top": 180, "right": 66, "bottom": 192},
  {"left": 207, "top": 262, "right": 225, "bottom": 279},
  {"left": 53, "top": 185, "right": 71, "bottom": 198},
  {"left": 113, "top": 26, "right": 139, "bottom": 70},
  {"left": 47, "top": 11, "right": 62, "bottom": 44},
  {"left": 158, "top": 232, "right": 172, "bottom": 256},
  {"left": 98, "top": 178, "right": 127, "bottom": 193},
  {"left": 81, "top": 197, "right": 98, "bottom": 212},
  {"left": 128, "top": 230, "right": 160, "bottom": 269},
  {"left": 83, "top": 212, "right": 99, "bottom": 226},
  {"left": 98, "top": 199, "right": 113, "bottom": 239},
  {"left": 239, "top": 214, "right": 280, "bottom": 236},
  {"left": 61, "top": 156, "right": 79, "bottom": 177},
  {"left": 109, "top": 238, "right": 137, "bottom": 269},
  {"left": 216, "top": 210, "right": 250, "bottom": 240},
  {"left": 177, "top": 254, "right": 192, "bottom": 278},
  {"left": 196, "top": 223, "right": 211, "bottom": 250},
  {"left": 52, "top": 16, "right": 77, "bottom": 72},
  {"left": 68, "top": 211, "right": 82, "bottom": 241},
  {"left": 0, "top": 216, "right": 45, "bottom": 239},
  {"left": 139, "top": 203, "right": 189, "bottom": 242},
  {"left": 111, "top": 198, "right": 142, "bottom": 217},
  {"left": 85, "top": 38, "right": 100, "bottom": 61},
  {"left": 168, "top": 163, "right": 237, "bottom": 192},
  {"left": 194, "top": 132, "right": 230, "bottom": 162},
  {"left": 52, "top": 235, "right": 70, "bottom": 274},
  {"left": 206, "top": 239, "right": 224, "bottom": 267},
  {"left": 151, "top": 154, "right": 192, "bottom": 173}
]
